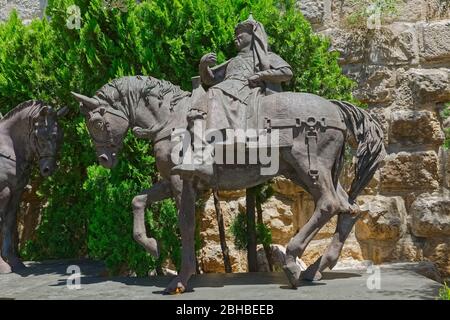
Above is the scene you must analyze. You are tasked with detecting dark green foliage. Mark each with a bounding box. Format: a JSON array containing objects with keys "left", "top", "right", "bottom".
[
  {"left": 442, "top": 103, "right": 450, "bottom": 150},
  {"left": 0, "top": 0, "right": 356, "bottom": 275},
  {"left": 231, "top": 183, "right": 274, "bottom": 251},
  {"left": 438, "top": 282, "right": 450, "bottom": 300},
  {"left": 230, "top": 212, "right": 273, "bottom": 250}
]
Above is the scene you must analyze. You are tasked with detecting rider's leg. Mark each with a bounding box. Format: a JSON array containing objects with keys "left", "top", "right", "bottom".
[{"left": 172, "top": 109, "right": 214, "bottom": 180}]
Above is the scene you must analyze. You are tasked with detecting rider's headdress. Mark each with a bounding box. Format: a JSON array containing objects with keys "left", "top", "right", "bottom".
[{"left": 235, "top": 13, "right": 270, "bottom": 71}]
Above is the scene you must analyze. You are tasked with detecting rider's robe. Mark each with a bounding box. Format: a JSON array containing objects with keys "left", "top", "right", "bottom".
[{"left": 196, "top": 51, "right": 291, "bottom": 131}]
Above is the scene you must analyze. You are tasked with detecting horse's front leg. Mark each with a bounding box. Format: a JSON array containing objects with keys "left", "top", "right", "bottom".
[
  {"left": 2, "top": 189, "right": 25, "bottom": 272},
  {"left": 132, "top": 180, "right": 173, "bottom": 257},
  {"left": 0, "top": 187, "right": 12, "bottom": 274},
  {"left": 165, "top": 178, "right": 196, "bottom": 294}
]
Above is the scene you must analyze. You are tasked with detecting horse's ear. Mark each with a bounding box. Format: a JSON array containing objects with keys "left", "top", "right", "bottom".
[
  {"left": 57, "top": 106, "right": 70, "bottom": 118},
  {"left": 71, "top": 92, "right": 100, "bottom": 115}
]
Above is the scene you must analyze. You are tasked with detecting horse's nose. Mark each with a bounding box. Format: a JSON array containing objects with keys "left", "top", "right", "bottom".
[{"left": 98, "top": 154, "right": 109, "bottom": 166}]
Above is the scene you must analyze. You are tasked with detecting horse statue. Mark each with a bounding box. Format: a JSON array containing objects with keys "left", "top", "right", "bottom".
[
  {"left": 72, "top": 73, "right": 385, "bottom": 294},
  {"left": 0, "top": 101, "right": 68, "bottom": 273}
]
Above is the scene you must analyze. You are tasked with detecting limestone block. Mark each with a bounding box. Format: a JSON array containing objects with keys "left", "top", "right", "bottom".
[
  {"left": 410, "top": 193, "right": 450, "bottom": 237},
  {"left": 354, "top": 66, "right": 397, "bottom": 104},
  {"left": 297, "top": 0, "right": 324, "bottom": 26},
  {"left": 367, "top": 23, "right": 419, "bottom": 66},
  {"left": 419, "top": 20, "right": 450, "bottom": 62},
  {"left": 389, "top": 110, "right": 445, "bottom": 146},
  {"left": 380, "top": 151, "right": 440, "bottom": 192},
  {"left": 356, "top": 195, "right": 407, "bottom": 241}
]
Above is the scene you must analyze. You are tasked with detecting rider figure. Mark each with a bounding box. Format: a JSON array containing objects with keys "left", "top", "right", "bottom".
[{"left": 172, "top": 14, "right": 293, "bottom": 181}]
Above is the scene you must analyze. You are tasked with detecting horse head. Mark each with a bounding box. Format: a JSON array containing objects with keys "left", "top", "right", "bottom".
[
  {"left": 31, "top": 104, "right": 68, "bottom": 176},
  {"left": 72, "top": 92, "right": 129, "bottom": 169}
]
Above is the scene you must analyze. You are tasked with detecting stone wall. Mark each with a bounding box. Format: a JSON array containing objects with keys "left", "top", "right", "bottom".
[
  {"left": 199, "top": 0, "right": 450, "bottom": 277},
  {"left": 0, "top": 1, "right": 47, "bottom": 23}
]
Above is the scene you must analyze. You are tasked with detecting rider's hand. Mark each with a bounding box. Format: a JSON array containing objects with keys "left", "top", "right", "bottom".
[
  {"left": 200, "top": 53, "right": 217, "bottom": 68},
  {"left": 248, "top": 73, "right": 263, "bottom": 88}
]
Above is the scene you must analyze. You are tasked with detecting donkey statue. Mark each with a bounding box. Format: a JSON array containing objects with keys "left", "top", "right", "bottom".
[
  {"left": 0, "top": 100, "right": 68, "bottom": 273},
  {"left": 72, "top": 75, "right": 386, "bottom": 294}
]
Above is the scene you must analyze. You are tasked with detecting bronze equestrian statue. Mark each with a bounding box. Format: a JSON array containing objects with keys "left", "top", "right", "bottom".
[
  {"left": 72, "top": 16, "right": 386, "bottom": 294},
  {"left": 0, "top": 101, "right": 67, "bottom": 273}
]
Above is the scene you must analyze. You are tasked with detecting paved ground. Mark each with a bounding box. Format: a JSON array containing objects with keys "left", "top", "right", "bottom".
[{"left": 0, "top": 260, "right": 442, "bottom": 300}]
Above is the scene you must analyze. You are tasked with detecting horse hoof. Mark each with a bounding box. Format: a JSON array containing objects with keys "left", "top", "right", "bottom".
[
  {"left": 282, "top": 262, "right": 301, "bottom": 288},
  {"left": 165, "top": 278, "right": 187, "bottom": 295},
  {"left": 0, "top": 263, "right": 12, "bottom": 274},
  {"left": 349, "top": 204, "right": 360, "bottom": 215},
  {"left": 302, "top": 270, "right": 322, "bottom": 282},
  {"left": 144, "top": 238, "right": 159, "bottom": 258},
  {"left": 11, "top": 261, "right": 27, "bottom": 272}
]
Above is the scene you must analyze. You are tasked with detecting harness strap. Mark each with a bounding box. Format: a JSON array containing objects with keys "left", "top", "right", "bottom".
[{"left": 306, "top": 125, "right": 319, "bottom": 185}]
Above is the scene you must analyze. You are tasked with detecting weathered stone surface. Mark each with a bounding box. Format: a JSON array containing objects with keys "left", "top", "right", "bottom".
[
  {"left": 0, "top": 0, "right": 46, "bottom": 22},
  {"left": 388, "top": 235, "right": 424, "bottom": 262},
  {"left": 297, "top": 0, "right": 324, "bottom": 26},
  {"left": 217, "top": 189, "right": 246, "bottom": 199},
  {"left": 423, "top": 237, "right": 450, "bottom": 277},
  {"left": 367, "top": 23, "right": 419, "bottom": 66},
  {"left": 370, "top": 0, "right": 447, "bottom": 24},
  {"left": 356, "top": 195, "right": 407, "bottom": 241},
  {"left": 380, "top": 151, "right": 440, "bottom": 191},
  {"left": 393, "top": 0, "right": 430, "bottom": 22},
  {"left": 419, "top": 20, "right": 450, "bottom": 61},
  {"left": 271, "top": 176, "right": 303, "bottom": 198},
  {"left": 199, "top": 244, "right": 247, "bottom": 273},
  {"left": 261, "top": 196, "right": 297, "bottom": 245},
  {"left": 302, "top": 233, "right": 363, "bottom": 266},
  {"left": 321, "top": 28, "right": 367, "bottom": 64},
  {"left": 353, "top": 66, "right": 396, "bottom": 104},
  {"left": 398, "top": 68, "right": 450, "bottom": 104},
  {"left": 389, "top": 110, "right": 445, "bottom": 146},
  {"left": 410, "top": 193, "right": 450, "bottom": 237}
]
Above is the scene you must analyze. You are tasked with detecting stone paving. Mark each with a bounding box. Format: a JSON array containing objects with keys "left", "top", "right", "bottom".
[{"left": 0, "top": 260, "right": 442, "bottom": 300}]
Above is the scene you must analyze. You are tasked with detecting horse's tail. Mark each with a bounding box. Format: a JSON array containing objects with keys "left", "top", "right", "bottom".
[{"left": 331, "top": 100, "right": 386, "bottom": 203}]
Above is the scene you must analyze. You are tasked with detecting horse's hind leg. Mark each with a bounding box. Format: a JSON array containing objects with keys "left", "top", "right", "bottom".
[
  {"left": 283, "top": 172, "right": 343, "bottom": 287},
  {"left": 302, "top": 183, "right": 360, "bottom": 281},
  {"left": 0, "top": 187, "right": 12, "bottom": 274}
]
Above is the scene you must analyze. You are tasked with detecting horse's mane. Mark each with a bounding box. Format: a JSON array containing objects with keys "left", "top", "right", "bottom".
[
  {"left": 95, "top": 76, "right": 190, "bottom": 110},
  {"left": 1, "top": 100, "right": 45, "bottom": 121}
]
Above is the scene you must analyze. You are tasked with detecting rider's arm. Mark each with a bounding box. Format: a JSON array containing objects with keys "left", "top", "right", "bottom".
[
  {"left": 257, "top": 66, "right": 293, "bottom": 83},
  {"left": 200, "top": 60, "right": 229, "bottom": 87},
  {"left": 256, "top": 52, "right": 293, "bottom": 84}
]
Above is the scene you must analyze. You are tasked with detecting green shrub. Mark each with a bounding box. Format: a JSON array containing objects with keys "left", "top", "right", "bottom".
[
  {"left": 230, "top": 212, "right": 273, "bottom": 251},
  {"left": 438, "top": 282, "right": 450, "bottom": 300},
  {"left": 0, "top": 0, "right": 356, "bottom": 275}
]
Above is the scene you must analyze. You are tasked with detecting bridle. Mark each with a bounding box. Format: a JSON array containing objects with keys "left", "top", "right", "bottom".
[
  {"left": 88, "top": 107, "right": 129, "bottom": 148},
  {"left": 29, "top": 117, "right": 56, "bottom": 163}
]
